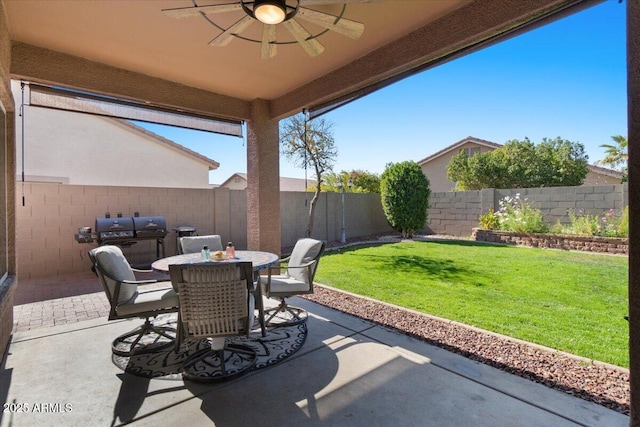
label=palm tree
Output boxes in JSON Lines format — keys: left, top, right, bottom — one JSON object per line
{"left": 597, "top": 135, "right": 627, "bottom": 182}
{"left": 598, "top": 135, "right": 628, "bottom": 170}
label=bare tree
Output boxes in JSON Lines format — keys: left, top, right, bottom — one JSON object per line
{"left": 281, "top": 114, "right": 337, "bottom": 237}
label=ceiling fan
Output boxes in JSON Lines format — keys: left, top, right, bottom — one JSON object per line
{"left": 162, "top": 0, "right": 368, "bottom": 58}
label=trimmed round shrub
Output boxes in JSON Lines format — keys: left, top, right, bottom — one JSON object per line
{"left": 380, "top": 161, "right": 431, "bottom": 238}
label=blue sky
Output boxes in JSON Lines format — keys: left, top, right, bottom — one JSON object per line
{"left": 138, "top": 0, "right": 627, "bottom": 185}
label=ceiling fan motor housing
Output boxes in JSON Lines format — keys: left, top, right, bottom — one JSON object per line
{"left": 244, "top": 0, "right": 299, "bottom": 24}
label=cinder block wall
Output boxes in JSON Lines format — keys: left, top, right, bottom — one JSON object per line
{"left": 20, "top": 181, "right": 624, "bottom": 278}
{"left": 426, "top": 184, "right": 628, "bottom": 237}
{"left": 425, "top": 190, "right": 484, "bottom": 236}
{"left": 16, "top": 183, "right": 223, "bottom": 278}
{"left": 279, "top": 191, "right": 392, "bottom": 245}
{"left": 16, "top": 183, "right": 393, "bottom": 279}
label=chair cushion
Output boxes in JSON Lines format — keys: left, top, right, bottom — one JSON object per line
{"left": 260, "top": 275, "right": 311, "bottom": 296}
{"left": 287, "top": 238, "right": 323, "bottom": 282}
{"left": 93, "top": 245, "right": 137, "bottom": 304}
{"left": 116, "top": 285, "right": 179, "bottom": 316}
{"left": 180, "top": 235, "right": 223, "bottom": 254}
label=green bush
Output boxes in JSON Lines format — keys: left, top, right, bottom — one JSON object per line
{"left": 380, "top": 161, "right": 431, "bottom": 238}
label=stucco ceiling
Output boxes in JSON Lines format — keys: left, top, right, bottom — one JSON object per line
{"left": 3, "top": 0, "right": 598, "bottom": 120}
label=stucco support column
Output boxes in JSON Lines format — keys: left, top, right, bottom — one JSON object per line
{"left": 246, "top": 99, "right": 281, "bottom": 255}
{"left": 629, "top": 0, "right": 640, "bottom": 423}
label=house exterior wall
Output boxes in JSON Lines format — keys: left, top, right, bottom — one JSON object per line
{"left": 583, "top": 170, "right": 623, "bottom": 186}
{"left": 220, "top": 174, "right": 316, "bottom": 191}
{"left": 420, "top": 142, "right": 495, "bottom": 192}
{"left": 13, "top": 83, "right": 214, "bottom": 188}
{"left": 221, "top": 176, "right": 247, "bottom": 190}
{"left": 16, "top": 183, "right": 393, "bottom": 279}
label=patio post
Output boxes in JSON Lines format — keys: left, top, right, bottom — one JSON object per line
{"left": 246, "top": 98, "right": 281, "bottom": 256}
{"left": 628, "top": 0, "right": 640, "bottom": 424}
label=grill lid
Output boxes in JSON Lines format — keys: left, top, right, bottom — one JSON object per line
{"left": 133, "top": 216, "right": 168, "bottom": 238}
{"left": 95, "top": 217, "right": 135, "bottom": 241}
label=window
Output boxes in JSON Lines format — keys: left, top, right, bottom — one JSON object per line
{"left": 462, "top": 146, "right": 481, "bottom": 157}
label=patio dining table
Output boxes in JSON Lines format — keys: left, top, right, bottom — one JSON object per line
{"left": 151, "top": 250, "right": 279, "bottom": 273}
{"left": 151, "top": 250, "right": 280, "bottom": 336}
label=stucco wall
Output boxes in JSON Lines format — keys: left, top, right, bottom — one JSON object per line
{"left": 420, "top": 142, "right": 496, "bottom": 193}
{"left": 426, "top": 184, "right": 628, "bottom": 237}
{"left": 221, "top": 177, "right": 247, "bottom": 190}
{"left": 219, "top": 174, "right": 253, "bottom": 190}
{"left": 421, "top": 152, "right": 454, "bottom": 193}
{"left": 583, "top": 170, "right": 623, "bottom": 186}
{"left": 16, "top": 183, "right": 393, "bottom": 279}
{"left": 12, "top": 82, "right": 214, "bottom": 188}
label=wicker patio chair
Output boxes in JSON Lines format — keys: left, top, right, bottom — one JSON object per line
{"left": 169, "top": 262, "right": 257, "bottom": 382}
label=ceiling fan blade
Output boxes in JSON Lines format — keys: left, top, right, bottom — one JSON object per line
{"left": 261, "top": 24, "right": 277, "bottom": 59}
{"left": 162, "top": 3, "right": 242, "bottom": 19}
{"left": 209, "top": 15, "right": 254, "bottom": 47}
{"left": 300, "top": 0, "right": 380, "bottom": 5}
{"left": 296, "top": 7, "right": 364, "bottom": 39}
{"left": 282, "top": 19, "right": 325, "bottom": 57}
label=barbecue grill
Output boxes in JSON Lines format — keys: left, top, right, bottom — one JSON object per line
{"left": 76, "top": 215, "right": 168, "bottom": 259}
{"left": 95, "top": 217, "right": 135, "bottom": 242}
{"left": 132, "top": 216, "right": 167, "bottom": 240}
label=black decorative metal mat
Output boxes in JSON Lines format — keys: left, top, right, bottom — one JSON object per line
{"left": 112, "top": 318, "right": 307, "bottom": 380}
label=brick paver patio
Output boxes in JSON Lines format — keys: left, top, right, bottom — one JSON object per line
{"left": 12, "top": 271, "right": 170, "bottom": 332}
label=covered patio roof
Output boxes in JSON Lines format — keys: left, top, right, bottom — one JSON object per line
{"left": 3, "top": 0, "right": 600, "bottom": 121}
{"left": 0, "top": 0, "right": 609, "bottom": 256}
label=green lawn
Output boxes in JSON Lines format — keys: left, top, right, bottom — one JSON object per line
{"left": 314, "top": 240, "right": 629, "bottom": 367}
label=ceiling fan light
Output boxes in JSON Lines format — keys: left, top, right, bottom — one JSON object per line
{"left": 254, "top": 0, "right": 286, "bottom": 25}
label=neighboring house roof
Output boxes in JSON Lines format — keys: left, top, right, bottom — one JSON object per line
{"left": 417, "top": 136, "right": 502, "bottom": 166}
{"left": 586, "top": 163, "right": 625, "bottom": 179}
{"left": 220, "top": 173, "right": 316, "bottom": 191}
{"left": 217, "top": 173, "right": 243, "bottom": 188}
{"left": 417, "top": 136, "right": 624, "bottom": 179}
{"left": 116, "top": 119, "right": 220, "bottom": 170}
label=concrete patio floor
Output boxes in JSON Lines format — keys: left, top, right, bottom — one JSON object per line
{"left": 0, "top": 282, "right": 630, "bottom": 427}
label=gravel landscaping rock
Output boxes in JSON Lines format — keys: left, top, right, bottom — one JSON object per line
{"left": 302, "top": 235, "right": 630, "bottom": 415}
